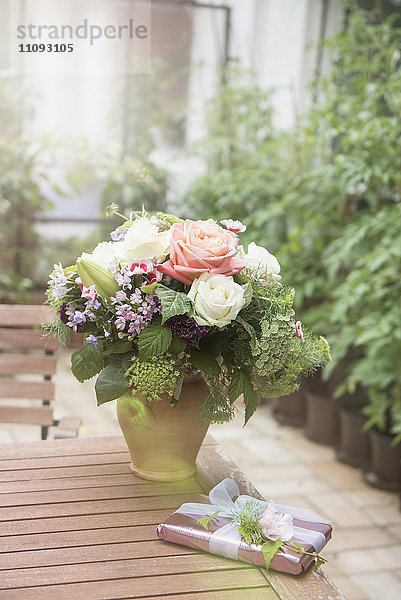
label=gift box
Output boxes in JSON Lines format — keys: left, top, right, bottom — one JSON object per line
{"left": 156, "top": 478, "right": 332, "bottom": 575}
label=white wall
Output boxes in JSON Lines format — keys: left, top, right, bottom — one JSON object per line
{"left": 2, "top": 0, "right": 343, "bottom": 223}
{"left": 185, "top": 0, "right": 343, "bottom": 135}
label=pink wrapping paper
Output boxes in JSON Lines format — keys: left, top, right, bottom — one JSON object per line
{"left": 156, "top": 495, "right": 332, "bottom": 575}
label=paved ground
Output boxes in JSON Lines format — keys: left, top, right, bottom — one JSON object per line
{"left": 1, "top": 349, "right": 401, "bottom": 600}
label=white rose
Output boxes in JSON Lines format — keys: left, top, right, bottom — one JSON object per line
{"left": 188, "top": 273, "right": 245, "bottom": 328}
{"left": 240, "top": 242, "right": 281, "bottom": 279}
{"left": 121, "top": 217, "right": 170, "bottom": 261}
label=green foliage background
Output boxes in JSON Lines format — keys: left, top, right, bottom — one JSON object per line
{"left": 184, "top": 7, "right": 401, "bottom": 438}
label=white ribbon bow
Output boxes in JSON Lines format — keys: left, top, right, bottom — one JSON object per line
{"left": 175, "top": 478, "right": 330, "bottom": 560}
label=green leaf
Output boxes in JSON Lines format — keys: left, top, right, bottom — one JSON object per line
{"left": 95, "top": 363, "right": 131, "bottom": 406}
{"left": 228, "top": 370, "right": 259, "bottom": 424}
{"left": 291, "top": 541, "right": 305, "bottom": 553}
{"left": 198, "top": 511, "right": 220, "bottom": 530}
{"left": 141, "top": 282, "right": 159, "bottom": 294}
{"left": 155, "top": 285, "right": 192, "bottom": 324}
{"left": 169, "top": 334, "right": 186, "bottom": 354}
{"left": 242, "top": 283, "right": 253, "bottom": 307}
{"left": 191, "top": 348, "right": 221, "bottom": 376}
{"left": 236, "top": 315, "right": 257, "bottom": 349}
{"left": 122, "top": 352, "right": 135, "bottom": 373}
{"left": 103, "top": 340, "right": 132, "bottom": 355}
{"left": 137, "top": 321, "right": 172, "bottom": 359}
{"left": 261, "top": 539, "right": 283, "bottom": 570}
{"left": 314, "top": 556, "right": 326, "bottom": 572}
{"left": 71, "top": 344, "right": 104, "bottom": 383}
{"left": 199, "top": 330, "right": 229, "bottom": 357}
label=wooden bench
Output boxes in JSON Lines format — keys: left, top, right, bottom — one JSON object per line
{"left": 0, "top": 304, "right": 80, "bottom": 439}
{"left": 0, "top": 434, "right": 345, "bottom": 599}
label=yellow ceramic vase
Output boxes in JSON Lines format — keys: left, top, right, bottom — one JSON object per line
{"left": 116, "top": 376, "right": 209, "bottom": 482}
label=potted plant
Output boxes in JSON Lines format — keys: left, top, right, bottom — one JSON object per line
{"left": 336, "top": 387, "right": 371, "bottom": 469}
{"left": 272, "top": 387, "right": 306, "bottom": 428}
{"left": 361, "top": 392, "right": 401, "bottom": 490}
{"left": 303, "top": 370, "right": 340, "bottom": 446}
{"left": 45, "top": 207, "right": 330, "bottom": 481}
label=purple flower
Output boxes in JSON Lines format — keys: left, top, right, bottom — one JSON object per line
{"left": 86, "top": 334, "right": 98, "bottom": 347}
{"left": 85, "top": 298, "right": 101, "bottom": 310}
{"left": 165, "top": 315, "right": 209, "bottom": 344}
{"left": 73, "top": 311, "right": 86, "bottom": 324}
{"left": 58, "top": 303, "right": 68, "bottom": 324}
{"left": 110, "top": 228, "right": 127, "bottom": 241}
{"left": 115, "top": 290, "right": 127, "bottom": 302}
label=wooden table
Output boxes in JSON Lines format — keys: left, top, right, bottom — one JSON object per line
{"left": 0, "top": 435, "right": 345, "bottom": 600}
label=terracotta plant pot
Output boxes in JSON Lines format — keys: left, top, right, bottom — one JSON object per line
{"left": 272, "top": 389, "right": 306, "bottom": 427}
{"left": 117, "top": 376, "right": 209, "bottom": 482}
{"left": 305, "top": 391, "right": 339, "bottom": 446}
{"left": 363, "top": 429, "right": 401, "bottom": 491}
{"left": 336, "top": 407, "right": 371, "bottom": 469}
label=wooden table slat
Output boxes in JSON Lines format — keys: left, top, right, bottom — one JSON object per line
{"left": 0, "top": 553, "right": 255, "bottom": 589}
{"left": 0, "top": 434, "right": 217, "bottom": 459}
{"left": 0, "top": 524, "right": 160, "bottom": 551}
{"left": 0, "top": 479, "right": 202, "bottom": 506}
{"left": 0, "top": 462, "right": 133, "bottom": 481}
{"left": 0, "top": 509, "right": 173, "bottom": 536}
{"left": 0, "top": 569, "right": 269, "bottom": 599}
{"left": 0, "top": 434, "right": 345, "bottom": 600}
{"left": 127, "top": 591, "right": 279, "bottom": 600}
{"left": 0, "top": 540, "right": 200, "bottom": 570}
{"left": 0, "top": 492, "right": 202, "bottom": 521}
{"left": 0, "top": 472, "right": 150, "bottom": 493}
{"left": 0, "top": 450, "right": 132, "bottom": 471}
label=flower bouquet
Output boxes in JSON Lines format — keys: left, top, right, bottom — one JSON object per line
{"left": 45, "top": 206, "right": 330, "bottom": 480}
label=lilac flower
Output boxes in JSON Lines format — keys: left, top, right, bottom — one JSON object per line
{"left": 109, "top": 262, "right": 133, "bottom": 289}
{"left": 165, "top": 316, "right": 209, "bottom": 344}
{"left": 73, "top": 311, "right": 86, "bottom": 324}
{"left": 86, "top": 334, "right": 98, "bottom": 347}
{"left": 115, "top": 290, "right": 127, "bottom": 302}
{"left": 115, "top": 316, "right": 127, "bottom": 330}
{"left": 110, "top": 228, "right": 127, "bottom": 242}
{"left": 111, "top": 291, "right": 161, "bottom": 338}
{"left": 48, "top": 262, "right": 68, "bottom": 301}
{"left": 65, "top": 303, "right": 83, "bottom": 332}
{"left": 85, "top": 298, "right": 101, "bottom": 310}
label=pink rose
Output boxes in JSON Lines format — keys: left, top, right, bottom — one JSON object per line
{"left": 158, "top": 219, "right": 246, "bottom": 285}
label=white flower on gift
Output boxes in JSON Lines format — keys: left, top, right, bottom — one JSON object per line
{"left": 259, "top": 503, "right": 294, "bottom": 542}
{"left": 188, "top": 273, "right": 245, "bottom": 328}
{"left": 120, "top": 217, "right": 170, "bottom": 261}
{"left": 239, "top": 242, "right": 281, "bottom": 280}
